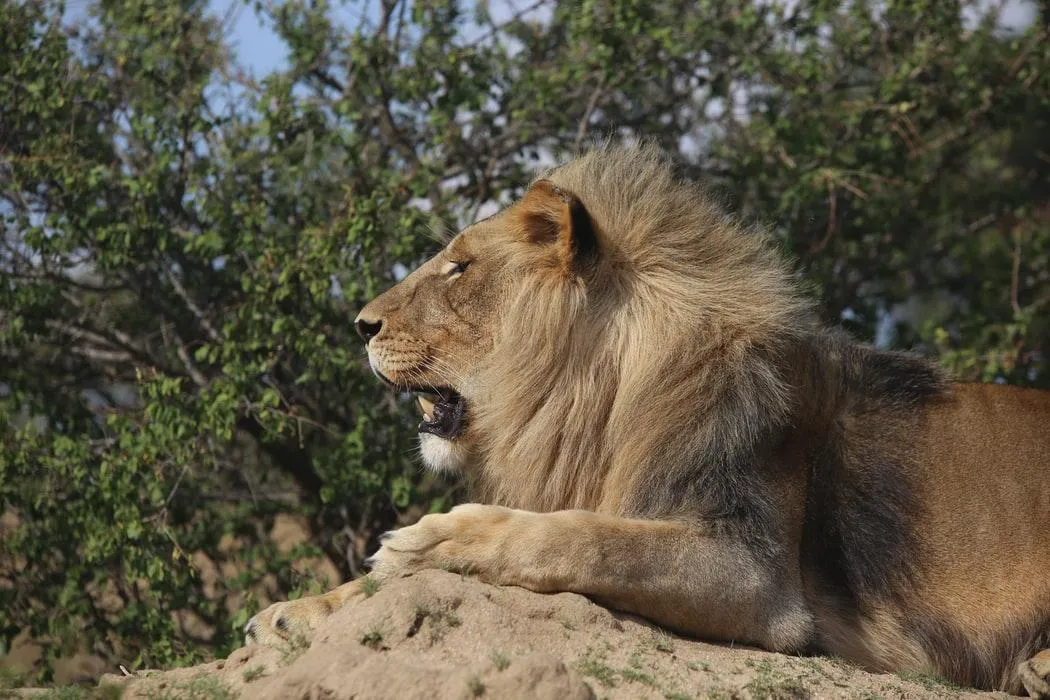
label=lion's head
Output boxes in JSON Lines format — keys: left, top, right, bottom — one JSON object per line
{"left": 357, "top": 144, "right": 813, "bottom": 508}
{"left": 355, "top": 172, "right": 596, "bottom": 472}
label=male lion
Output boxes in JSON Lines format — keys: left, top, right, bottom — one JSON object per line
{"left": 245, "top": 145, "right": 1050, "bottom": 696}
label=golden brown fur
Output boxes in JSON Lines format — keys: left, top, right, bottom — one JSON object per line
{"left": 245, "top": 145, "right": 1050, "bottom": 696}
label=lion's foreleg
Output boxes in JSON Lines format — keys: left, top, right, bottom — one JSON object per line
{"left": 368, "top": 504, "right": 814, "bottom": 652}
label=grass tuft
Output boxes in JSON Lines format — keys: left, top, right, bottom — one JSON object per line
{"left": 360, "top": 575, "right": 380, "bottom": 598}
{"left": 576, "top": 649, "right": 618, "bottom": 687}
{"left": 143, "top": 675, "right": 235, "bottom": 700}
{"left": 653, "top": 634, "right": 675, "bottom": 654}
{"left": 744, "top": 659, "right": 810, "bottom": 700}
{"left": 620, "top": 666, "right": 656, "bottom": 686}
{"left": 490, "top": 651, "right": 510, "bottom": 671}
{"left": 360, "top": 629, "right": 384, "bottom": 649}
{"left": 896, "top": 669, "right": 962, "bottom": 694}
{"left": 278, "top": 633, "right": 310, "bottom": 666}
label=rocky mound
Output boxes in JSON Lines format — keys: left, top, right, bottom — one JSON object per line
{"left": 99, "top": 570, "right": 999, "bottom": 699}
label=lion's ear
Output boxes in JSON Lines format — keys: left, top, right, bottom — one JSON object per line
{"left": 517, "top": 180, "right": 598, "bottom": 272}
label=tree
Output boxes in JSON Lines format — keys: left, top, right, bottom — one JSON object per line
{"left": 1, "top": 0, "right": 1047, "bottom": 681}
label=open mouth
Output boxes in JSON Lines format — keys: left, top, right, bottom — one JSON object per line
{"left": 415, "top": 389, "right": 466, "bottom": 440}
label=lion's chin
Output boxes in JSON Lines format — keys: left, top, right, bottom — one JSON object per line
{"left": 418, "top": 432, "right": 470, "bottom": 474}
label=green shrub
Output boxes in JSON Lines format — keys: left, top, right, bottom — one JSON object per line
{"left": 1, "top": 0, "right": 1046, "bottom": 683}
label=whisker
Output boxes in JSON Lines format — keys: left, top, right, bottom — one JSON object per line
{"left": 425, "top": 356, "right": 463, "bottom": 385}
{"left": 425, "top": 350, "right": 469, "bottom": 387}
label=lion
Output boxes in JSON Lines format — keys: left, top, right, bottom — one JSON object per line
{"left": 244, "top": 144, "right": 1050, "bottom": 696}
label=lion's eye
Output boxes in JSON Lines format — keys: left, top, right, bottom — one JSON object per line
{"left": 448, "top": 261, "right": 469, "bottom": 276}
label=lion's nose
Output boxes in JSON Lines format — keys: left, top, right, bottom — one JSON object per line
{"left": 355, "top": 317, "right": 383, "bottom": 344}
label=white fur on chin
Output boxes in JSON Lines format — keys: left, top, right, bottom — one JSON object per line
{"left": 418, "top": 432, "right": 468, "bottom": 474}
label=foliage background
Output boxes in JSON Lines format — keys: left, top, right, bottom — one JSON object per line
{"left": 1, "top": 0, "right": 1048, "bottom": 683}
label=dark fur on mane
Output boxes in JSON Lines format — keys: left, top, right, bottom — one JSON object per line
{"left": 802, "top": 331, "right": 947, "bottom": 602}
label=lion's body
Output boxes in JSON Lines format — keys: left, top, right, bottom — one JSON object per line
{"left": 795, "top": 349, "right": 1050, "bottom": 690}
{"left": 247, "top": 145, "right": 1050, "bottom": 695}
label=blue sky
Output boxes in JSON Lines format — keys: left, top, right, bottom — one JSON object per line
{"left": 69, "top": 0, "right": 1038, "bottom": 79}
{"left": 214, "top": 0, "right": 287, "bottom": 76}
{"left": 63, "top": 0, "right": 290, "bottom": 74}
{"left": 211, "top": 0, "right": 561, "bottom": 77}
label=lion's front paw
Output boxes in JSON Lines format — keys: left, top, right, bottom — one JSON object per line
{"left": 1020, "top": 650, "right": 1050, "bottom": 699}
{"left": 243, "top": 595, "right": 334, "bottom": 648}
{"left": 366, "top": 504, "right": 519, "bottom": 582}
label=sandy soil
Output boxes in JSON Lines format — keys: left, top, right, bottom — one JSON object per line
{"left": 93, "top": 570, "right": 1011, "bottom": 700}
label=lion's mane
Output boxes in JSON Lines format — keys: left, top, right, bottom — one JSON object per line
{"left": 469, "top": 144, "right": 817, "bottom": 521}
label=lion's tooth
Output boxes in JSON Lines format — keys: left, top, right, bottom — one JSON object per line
{"left": 418, "top": 395, "right": 436, "bottom": 418}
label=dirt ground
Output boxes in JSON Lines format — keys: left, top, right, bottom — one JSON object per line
{"left": 36, "top": 569, "right": 1007, "bottom": 700}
